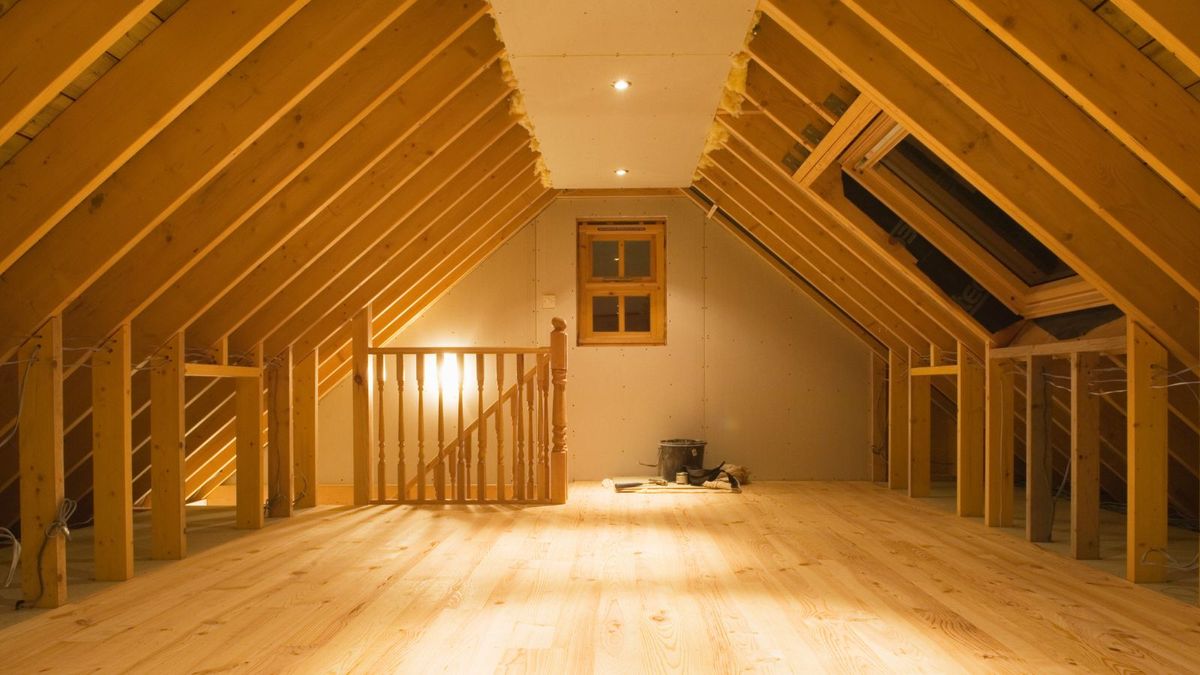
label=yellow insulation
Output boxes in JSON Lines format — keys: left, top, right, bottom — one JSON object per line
{"left": 694, "top": 11, "right": 761, "bottom": 183}
{"left": 492, "top": 13, "right": 552, "bottom": 187}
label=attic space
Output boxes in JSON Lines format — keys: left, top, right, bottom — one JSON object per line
{"left": 1, "top": 0, "right": 1199, "bottom": 671}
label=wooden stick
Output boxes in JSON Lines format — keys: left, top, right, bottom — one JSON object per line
{"left": 375, "top": 353, "right": 386, "bottom": 503}
{"left": 416, "top": 354, "right": 426, "bottom": 502}
{"left": 350, "top": 308, "right": 371, "bottom": 506}
{"left": 396, "top": 354, "right": 405, "bottom": 502}
{"left": 435, "top": 352, "right": 446, "bottom": 501}
{"left": 514, "top": 353, "right": 525, "bottom": 500}
{"left": 476, "top": 353, "right": 486, "bottom": 502}
{"left": 526, "top": 362, "right": 535, "bottom": 498}
{"left": 495, "top": 353, "right": 506, "bottom": 501}
{"left": 550, "top": 318, "right": 568, "bottom": 504}
{"left": 456, "top": 352, "right": 466, "bottom": 501}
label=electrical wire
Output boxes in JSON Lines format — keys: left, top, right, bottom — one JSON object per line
{"left": 14, "top": 498, "right": 76, "bottom": 610}
{"left": 0, "top": 344, "right": 41, "bottom": 450}
{"left": 0, "top": 527, "right": 20, "bottom": 588}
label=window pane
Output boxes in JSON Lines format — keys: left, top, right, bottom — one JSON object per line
{"left": 591, "top": 240, "right": 619, "bottom": 278}
{"left": 624, "top": 295, "right": 651, "bottom": 332}
{"left": 624, "top": 240, "right": 651, "bottom": 278}
{"left": 592, "top": 296, "right": 619, "bottom": 332}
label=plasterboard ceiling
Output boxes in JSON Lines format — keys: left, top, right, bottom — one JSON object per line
{"left": 490, "top": 0, "right": 757, "bottom": 188}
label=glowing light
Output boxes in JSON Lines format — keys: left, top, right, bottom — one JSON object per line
{"left": 612, "top": 79, "right": 631, "bottom": 91}
{"left": 614, "top": 168, "right": 628, "bottom": 177}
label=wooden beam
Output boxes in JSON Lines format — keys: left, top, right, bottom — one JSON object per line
{"left": 235, "top": 344, "right": 265, "bottom": 530}
{"left": 18, "top": 316, "right": 66, "bottom": 607}
{"left": 1070, "top": 352, "right": 1101, "bottom": 560}
{"left": 1125, "top": 322, "right": 1168, "bottom": 582}
{"left": 746, "top": 14, "right": 859, "bottom": 125}
{"left": 293, "top": 350, "right": 318, "bottom": 508}
{"left": 1025, "top": 355, "right": 1053, "bottom": 542}
{"left": 150, "top": 332, "right": 186, "bottom": 559}
{"left": 267, "top": 346, "right": 294, "bottom": 518}
{"left": 0, "top": 0, "right": 308, "bottom": 275}
{"left": 763, "top": 0, "right": 1200, "bottom": 366}
{"left": 957, "top": 342, "right": 985, "bottom": 517}
{"left": 843, "top": 0, "right": 1200, "bottom": 299}
{"left": 988, "top": 336, "right": 1126, "bottom": 360}
{"left": 870, "top": 354, "right": 888, "bottom": 482}
{"left": 0, "top": 0, "right": 422, "bottom": 365}
{"left": 954, "top": 0, "right": 1200, "bottom": 212}
{"left": 911, "top": 365, "right": 959, "bottom": 377}
{"left": 984, "top": 347, "right": 1015, "bottom": 527}
{"left": 0, "top": 0, "right": 156, "bottom": 144}
{"left": 183, "top": 364, "right": 261, "bottom": 379}
{"left": 908, "top": 348, "right": 932, "bottom": 498}
{"left": 888, "top": 350, "right": 910, "bottom": 490}
{"left": 92, "top": 323, "right": 133, "bottom": 581}
{"left": 1110, "top": 0, "right": 1200, "bottom": 75}
{"left": 351, "top": 308, "right": 373, "bottom": 506}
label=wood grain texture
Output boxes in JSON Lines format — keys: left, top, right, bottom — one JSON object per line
{"left": 0, "top": 483, "right": 1197, "bottom": 672}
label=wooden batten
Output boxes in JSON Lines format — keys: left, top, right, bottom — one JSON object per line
{"left": 17, "top": 316, "right": 67, "bottom": 608}
{"left": 1125, "top": 322, "right": 1168, "bottom": 583}
{"left": 92, "top": 323, "right": 134, "bottom": 581}
{"left": 292, "top": 350, "right": 318, "bottom": 508}
{"left": 150, "top": 332, "right": 186, "bottom": 559}
{"left": 351, "top": 308, "right": 373, "bottom": 506}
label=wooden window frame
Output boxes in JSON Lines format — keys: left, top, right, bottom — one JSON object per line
{"left": 577, "top": 219, "right": 667, "bottom": 346}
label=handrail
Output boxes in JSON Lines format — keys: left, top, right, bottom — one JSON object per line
{"left": 367, "top": 346, "right": 548, "bottom": 355}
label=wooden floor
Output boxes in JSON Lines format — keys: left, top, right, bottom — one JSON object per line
{"left": 2, "top": 482, "right": 1199, "bottom": 673}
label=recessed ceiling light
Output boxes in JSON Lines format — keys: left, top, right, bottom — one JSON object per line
{"left": 612, "top": 79, "right": 631, "bottom": 91}
{"left": 614, "top": 168, "right": 629, "bottom": 177}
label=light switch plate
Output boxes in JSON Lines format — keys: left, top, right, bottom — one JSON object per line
{"left": 541, "top": 294, "right": 557, "bottom": 309}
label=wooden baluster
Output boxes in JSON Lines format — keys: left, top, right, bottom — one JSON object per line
{"left": 476, "top": 353, "right": 486, "bottom": 502}
{"left": 526, "top": 365, "right": 536, "bottom": 498}
{"left": 396, "top": 354, "right": 406, "bottom": 502}
{"left": 550, "top": 318, "right": 568, "bottom": 504}
{"left": 435, "top": 352, "right": 446, "bottom": 501}
{"left": 416, "top": 354, "right": 426, "bottom": 501}
{"left": 375, "top": 354, "right": 386, "bottom": 502}
{"left": 514, "top": 353, "right": 525, "bottom": 500}
{"left": 456, "top": 352, "right": 467, "bottom": 501}
{"left": 495, "top": 354, "right": 506, "bottom": 501}
{"left": 538, "top": 353, "right": 550, "bottom": 501}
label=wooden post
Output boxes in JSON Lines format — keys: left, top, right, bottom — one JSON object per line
{"left": 1026, "top": 355, "right": 1053, "bottom": 542}
{"left": 1070, "top": 352, "right": 1100, "bottom": 560}
{"left": 984, "top": 349, "right": 1014, "bottom": 527}
{"left": 18, "top": 315, "right": 66, "bottom": 607}
{"left": 435, "top": 352, "right": 446, "bottom": 501}
{"left": 1126, "top": 322, "right": 1168, "bottom": 582}
{"left": 416, "top": 354, "right": 426, "bottom": 501}
{"left": 526, "top": 369, "right": 536, "bottom": 498}
{"left": 538, "top": 354, "right": 550, "bottom": 500}
{"left": 456, "top": 352, "right": 467, "bottom": 501}
{"left": 887, "top": 350, "right": 909, "bottom": 490}
{"left": 268, "top": 346, "right": 293, "bottom": 518}
{"left": 514, "top": 353, "right": 525, "bottom": 500}
{"left": 292, "top": 349, "right": 318, "bottom": 508}
{"left": 396, "top": 354, "right": 406, "bottom": 502}
{"left": 495, "top": 353, "right": 506, "bottom": 501}
{"left": 476, "top": 353, "right": 486, "bottom": 502}
{"left": 93, "top": 323, "right": 133, "bottom": 581}
{"left": 549, "top": 318, "right": 568, "bottom": 504}
{"left": 957, "top": 343, "right": 985, "bottom": 517}
{"left": 869, "top": 355, "right": 887, "bottom": 483}
{"left": 150, "top": 331, "right": 186, "bottom": 559}
{"left": 375, "top": 353, "right": 386, "bottom": 502}
{"left": 351, "top": 308, "right": 372, "bottom": 506}
{"left": 235, "top": 343, "right": 265, "bottom": 530}
{"left": 908, "top": 348, "right": 931, "bottom": 498}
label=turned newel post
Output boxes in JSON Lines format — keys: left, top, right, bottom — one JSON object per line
{"left": 549, "top": 318, "right": 568, "bottom": 504}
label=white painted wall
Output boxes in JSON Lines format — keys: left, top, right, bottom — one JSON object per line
{"left": 318, "top": 195, "right": 871, "bottom": 483}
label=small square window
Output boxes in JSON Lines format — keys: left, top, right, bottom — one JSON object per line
{"left": 577, "top": 221, "right": 665, "bottom": 345}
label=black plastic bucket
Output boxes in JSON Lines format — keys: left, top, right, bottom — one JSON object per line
{"left": 657, "top": 439, "right": 706, "bottom": 481}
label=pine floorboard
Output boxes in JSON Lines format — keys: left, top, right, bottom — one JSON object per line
{"left": 1, "top": 482, "right": 1198, "bottom": 673}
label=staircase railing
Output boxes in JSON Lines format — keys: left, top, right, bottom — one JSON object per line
{"left": 357, "top": 318, "right": 568, "bottom": 504}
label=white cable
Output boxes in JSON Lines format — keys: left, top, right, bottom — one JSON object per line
{"left": 0, "top": 527, "right": 19, "bottom": 587}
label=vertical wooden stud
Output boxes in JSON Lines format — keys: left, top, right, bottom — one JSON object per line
{"left": 292, "top": 349, "right": 318, "bottom": 508}
{"left": 150, "top": 331, "right": 186, "bottom": 559}
{"left": 18, "top": 315, "right": 67, "bottom": 607}
{"left": 869, "top": 355, "right": 888, "bottom": 483}
{"left": 1070, "top": 352, "right": 1101, "bottom": 560}
{"left": 1126, "top": 322, "right": 1168, "bottom": 582}
{"left": 351, "top": 308, "right": 372, "bottom": 506}
{"left": 985, "top": 350, "right": 1015, "bottom": 527}
{"left": 550, "top": 318, "right": 568, "bottom": 504}
{"left": 887, "top": 350, "right": 909, "bottom": 490}
{"left": 235, "top": 343, "right": 265, "bottom": 529}
{"left": 93, "top": 323, "right": 133, "bottom": 581}
{"left": 1026, "top": 355, "right": 1053, "bottom": 542}
{"left": 908, "top": 348, "right": 931, "bottom": 498}
{"left": 268, "top": 346, "right": 293, "bottom": 517}
{"left": 957, "top": 343, "right": 985, "bottom": 517}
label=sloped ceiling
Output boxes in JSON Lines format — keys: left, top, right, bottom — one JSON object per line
{"left": 490, "top": 0, "right": 757, "bottom": 188}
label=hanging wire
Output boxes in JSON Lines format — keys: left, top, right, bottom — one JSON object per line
{"left": 14, "top": 498, "right": 76, "bottom": 610}
{"left": 0, "top": 345, "right": 41, "bottom": 449}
